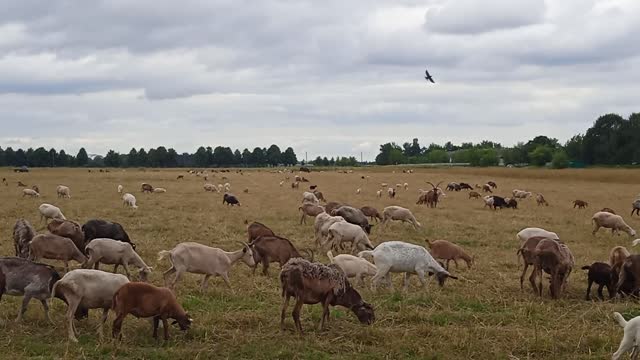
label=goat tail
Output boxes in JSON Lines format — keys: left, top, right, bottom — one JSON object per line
{"left": 326, "top": 250, "right": 335, "bottom": 264}
{"left": 581, "top": 265, "right": 591, "bottom": 270}
{"left": 50, "top": 280, "right": 61, "bottom": 300}
{"left": 516, "top": 249, "right": 523, "bottom": 267}
{"left": 157, "top": 250, "right": 172, "bottom": 262}
{"left": 613, "top": 312, "right": 628, "bottom": 328}
{"left": 632, "top": 239, "right": 640, "bottom": 247}
{"left": 358, "top": 250, "right": 373, "bottom": 260}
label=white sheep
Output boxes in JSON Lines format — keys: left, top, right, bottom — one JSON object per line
{"left": 51, "top": 269, "right": 130, "bottom": 342}
{"left": 56, "top": 185, "right": 71, "bottom": 199}
{"left": 314, "top": 213, "right": 345, "bottom": 248}
{"left": 592, "top": 211, "right": 636, "bottom": 237}
{"left": 38, "top": 203, "right": 66, "bottom": 222}
{"left": 22, "top": 189, "right": 40, "bottom": 198}
{"left": 153, "top": 187, "right": 167, "bottom": 193}
{"left": 302, "top": 191, "right": 320, "bottom": 205}
{"left": 381, "top": 206, "right": 421, "bottom": 229}
{"left": 326, "top": 221, "right": 374, "bottom": 255}
{"left": 327, "top": 250, "right": 377, "bottom": 286}
{"left": 358, "top": 241, "right": 457, "bottom": 291}
{"left": 157, "top": 242, "right": 255, "bottom": 290}
{"left": 84, "top": 239, "right": 152, "bottom": 281}
{"left": 117, "top": 185, "right": 123, "bottom": 193}
{"left": 122, "top": 193, "right": 138, "bottom": 209}
{"left": 516, "top": 227, "right": 560, "bottom": 242}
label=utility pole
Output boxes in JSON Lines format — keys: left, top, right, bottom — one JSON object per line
{"left": 360, "top": 152, "right": 363, "bottom": 164}
{"left": 305, "top": 152, "right": 308, "bottom": 164}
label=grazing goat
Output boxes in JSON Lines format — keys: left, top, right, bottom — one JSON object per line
{"left": 122, "top": 193, "right": 138, "bottom": 209}
{"left": 141, "top": 183, "right": 153, "bottom": 193}
{"left": 327, "top": 221, "right": 374, "bottom": 254}
{"left": 360, "top": 206, "right": 382, "bottom": 223}
{"left": 581, "top": 262, "right": 617, "bottom": 300}
{"left": 359, "top": 241, "right": 457, "bottom": 291}
{"left": 487, "top": 181, "right": 497, "bottom": 189}
{"left": 302, "top": 191, "right": 320, "bottom": 205}
{"left": 592, "top": 211, "right": 636, "bottom": 237}
{"left": 83, "top": 219, "right": 135, "bottom": 250}
{"left": 248, "top": 235, "right": 313, "bottom": 275}
{"left": 29, "top": 234, "right": 87, "bottom": 272}
{"left": 425, "top": 239, "right": 473, "bottom": 270}
{"left": 331, "top": 206, "right": 372, "bottom": 234}
{"left": 616, "top": 255, "right": 640, "bottom": 297}
{"left": 517, "top": 236, "right": 549, "bottom": 289}
{"left": 279, "top": 258, "right": 374, "bottom": 334}
{"left": 85, "top": 239, "right": 152, "bottom": 281}
{"left": 327, "top": 250, "right": 377, "bottom": 286}
{"left": 299, "top": 203, "right": 325, "bottom": 224}
{"left": 530, "top": 239, "right": 574, "bottom": 299}
{"left": 22, "top": 188, "right": 40, "bottom": 198}
{"left": 158, "top": 242, "right": 254, "bottom": 290}
{"left": 535, "top": 193, "right": 548, "bottom": 206}
{"left": 468, "top": 191, "right": 481, "bottom": 199}
{"left": 0, "top": 257, "right": 62, "bottom": 322}
{"left": 112, "top": 282, "right": 192, "bottom": 341}
{"left": 247, "top": 221, "right": 275, "bottom": 242}
{"left": 313, "top": 190, "right": 325, "bottom": 202}
{"left": 48, "top": 219, "right": 85, "bottom": 254}
{"left": 39, "top": 203, "right": 66, "bottom": 222}
{"left": 56, "top": 185, "right": 71, "bottom": 199}
{"left": 612, "top": 312, "right": 640, "bottom": 360}
{"left": 482, "top": 184, "right": 493, "bottom": 193}
{"left": 573, "top": 199, "right": 588, "bottom": 209}
{"left": 13, "top": 219, "right": 35, "bottom": 258}
{"left": 381, "top": 206, "right": 421, "bottom": 229}
{"left": 459, "top": 182, "right": 473, "bottom": 190}
{"left": 632, "top": 199, "right": 640, "bottom": 216}
{"left": 52, "top": 269, "right": 130, "bottom": 342}
{"left": 223, "top": 193, "right": 240, "bottom": 206}
{"left": 314, "top": 213, "right": 345, "bottom": 249}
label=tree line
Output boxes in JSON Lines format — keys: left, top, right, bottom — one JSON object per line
{"left": 375, "top": 112, "right": 640, "bottom": 168}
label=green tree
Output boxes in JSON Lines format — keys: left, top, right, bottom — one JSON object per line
{"left": 137, "top": 148, "right": 148, "bottom": 167}
{"left": 529, "top": 145, "right": 553, "bottom": 166}
{"left": 76, "top": 148, "right": 89, "bottom": 166}
{"left": 241, "top": 148, "right": 252, "bottom": 166}
{"left": 402, "top": 138, "right": 421, "bottom": 157}
{"left": 375, "top": 143, "right": 405, "bottom": 165}
{"left": 282, "top": 147, "right": 297, "bottom": 166}
{"left": 4, "top": 147, "right": 16, "bottom": 166}
{"left": 251, "top": 147, "right": 266, "bottom": 166}
{"left": 104, "top": 150, "right": 121, "bottom": 167}
{"left": 166, "top": 148, "right": 178, "bottom": 167}
{"left": 425, "top": 149, "right": 449, "bottom": 163}
{"left": 127, "top": 148, "right": 139, "bottom": 167}
{"left": 551, "top": 150, "right": 569, "bottom": 169}
{"left": 0, "top": 147, "right": 5, "bottom": 166}
{"left": 233, "top": 150, "right": 242, "bottom": 164}
{"left": 266, "top": 144, "right": 282, "bottom": 166}
{"left": 194, "top": 146, "right": 208, "bottom": 167}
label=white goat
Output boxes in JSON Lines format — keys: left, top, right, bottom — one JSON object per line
{"left": 517, "top": 227, "right": 560, "bottom": 242}
{"left": 153, "top": 187, "right": 167, "bottom": 193}
{"left": 612, "top": 312, "right": 640, "bottom": 360}
{"left": 381, "top": 206, "right": 421, "bottom": 229}
{"left": 57, "top": 185, "right": 71, "bottom": 199}
{"left": 39, "top": 203, "right": 66, "bottom": 222}
{"left": 314, "top": 213, "right": 345, "bottom": 249}
{"left": 358, "top": 241, "right": 457, "bottom": 291}
{"left": 22, "top": 189, "right": 40, "bottom": 198}
{"left": 327, "top": 250, "right": 377, "bottom": 286}
{"left": 52, "top": 269, "right": 129, "bottom": 342}
{"left": 592, "top": 211, "right": 637, "bottom": 237}
{"left": 84, "top": 238, "right": 152, "bottom": 281}
{"left": 158, "top": 242, "right": 255, "bottom": 290}
{"left": 302, "top": 191, "right": 320, "bottom": 205}
{"left": 326, "top": 221, "right": 374, "bottom": 255}
{"left": 122, "top": 193, "right": 138, "bottom": 209}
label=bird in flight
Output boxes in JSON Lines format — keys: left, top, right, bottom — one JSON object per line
{"left": 424, "top": 69, "right": 435, "bottom": 83}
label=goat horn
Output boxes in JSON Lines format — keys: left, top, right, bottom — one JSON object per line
{"left": 426, "top": 181, "right": 436, "bottom": 189}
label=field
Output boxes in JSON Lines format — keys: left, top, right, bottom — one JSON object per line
{"left": 1, "top": 167, "right": 640, "bottom": 359}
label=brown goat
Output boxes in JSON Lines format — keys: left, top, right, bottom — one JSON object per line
{"left": 249, "top": 235, "right": 313, "bottom": 275}
{"left": 324, "top": 202, "right": 343, "bottom": 215}
{"left": 600, "top": 207, "right": 616, "bottom": 215}
{"left": 313, "top": 190, "right": 326, "bottom": 202}
{"left": 141, "top": 183, "right": 153, "bottom": 193}
{"left": 487, "top": 181, "right": 497, "bottom": 189}
{"left": 247, "top": 222, "right": 275, "bottom": 242}
{"left": 530, "top": 239, "right": 574, "bottom": 299}
{"left": 112, "top": 282, "right": 192, "bottom": 341}
{"left": 360, "top": 206, "right": 382, "bottom": 223}
{"left": 425, "top": 239, "right": 473, "bottom": 270}
{"left": 48, "top": 219, "right": 85, "bottom": 254}
{"left": 29, "top": 234, "right": 87, "bottom": 272}
{"left": 573, "top": 199, "right": 588, "bottom": 209}
{"left": 517, "top": 236, "right": 549, "bottom": 290}
{"left": 610, "top": 246, "right": 630, "bottom": 271}
{"left": 615, "top": 255, "right": 640, "bottom": 297}
{"left": 279, "top": 258, "right": 374, "bottom": 334}
{"left": 482, "top": 184, "right": 493, "bottom": 193}
{"left": 536, "top": 193, "right": 549, "bottom": 206}
{"left": 299, "top": 203, "right": 325, "bottom": 225}
{"left": 468, "top": 191, "right": 481, "bottom": 199}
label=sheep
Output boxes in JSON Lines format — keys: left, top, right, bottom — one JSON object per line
{"left": 248, "top": 235, "right": 313, "bottom": 275}
{"left": 314, "top": 213, "right": 345, "bottom": 249}
{"left": 29, "top": 234, "right": 87, "bottom": 272}
{"left": 22, "top": 188, "right": 40, "bottom": 198}
{"left": 117, "top": 185, "right": 123, "bottom": 193}
{"left": 425, "top": 239, "right": 473, "bottom": 270}
{"left": 581, "top": 262, "right": 617, "bottom": 300}
{"left": 204, "top": 183, "right": 217, "bottom": 192}
{"left": 13, "top": 219, "right": 35, "bottom": 258}
{"left": 158, "top": 242, "right": 254, "bottom": 290}
{"left": 299, "top": 203, "right": 325, "bottom": 225}
{"left": 153, "top": 187, "right": 167, "bottom": 193}
{"left": 529, "top": 239, "right": 574, "bottom": 299}
{"left": 39, "top": 203, "right": 66, "bottom": 222}
{"left": 601, "top": 207, "right": 616, "bottom": 214}
{"left": 468, "top": 191, "right": 481, "bottom": 199}
{"left": 326, "top": 221, "right": 374, "bottom": 254}
{"left": 376, "top": 190, "right": 382, "bottom": 197}
{"left": 612, "top": 312, "right": 640, "bottom": 360}
{"left": 592, "top": 211, "right": 637, "bottom": 237}
{"left": 482, "top": 184, "right": 493, "bottom": 193}
{"left": 573, "top": 199, "right": 588, "bottom": 209}
{"left": 83, "top": 219, "right": 135, "bottom": 250}
{"left": 51, "top": 269, "right": 130, "bottom": 342}
{"left": 610, "top": 246, "right": 631, "bottom": 272}
{"left": 223, "top": 193, "right": 240, "bottom": 206}
{"left": 112, "top": 282, "right": 192, "bottom": 341}
{"left": 141, "top": 183, "right": 153, "bottom": 193}
{"left": 0, "top": 257, "right": 62, "bottom": 322}
{"left": 279, "top": 258, "right": 374, "bottom": 334}
{"left": 326, "top": 250, "right": 377, "bottom": 286}
{"left": 302, "top": 191, "right": 320, "bottom": 205}
{"left": 56, "top": 185, "right": 71, "bottom": 199}
{"left": 632, "top": 199, "right": 640, "bottom": 216}
{"left": 360, "top": 206, "right": 382, "bottom": 223}
{"left": 517, "top": 227, "right": 560, "bottom": 242}
{"left": 359, "top": 241, "right": 457, "bottom": 291}
{"left": 122, "top": 193, "right": 138, "bottom": 209}
{"left": 387, "top": 187, "right": 396, "bottom": 198}
{"left": 48, "top": 219, "right": 85, "bottom": 254}
{"left": 247, "top": 221, "right": 275, "bottom": 242}
{"left": 536, "top": 193, "right": 548, "bottom": 206}
{"left": 331, "top": 206, "right": 373, "bottom": 234}
{"left": 85, "top": 239, "right": 152, "bottom": 281}
{"left": 381, "top": 206, "right": 421, "bottom": 230}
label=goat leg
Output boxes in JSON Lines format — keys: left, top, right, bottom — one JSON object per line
{"left": 280, "top": 295, "right": 290, "bottom": 331}
{"left": 293, "top": 298, "right": 304, "bottom": 334}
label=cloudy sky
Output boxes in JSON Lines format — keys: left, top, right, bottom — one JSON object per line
{"left": 1, "top": 0, "right": 639, "bottom": 160}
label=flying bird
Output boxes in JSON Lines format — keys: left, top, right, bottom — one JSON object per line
{"left": 424, "top": 69, "right": 435, "bottom": 83}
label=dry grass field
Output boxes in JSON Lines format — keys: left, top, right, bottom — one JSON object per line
{"left": 1, "top": 166, "right": 640, "bottom": 359}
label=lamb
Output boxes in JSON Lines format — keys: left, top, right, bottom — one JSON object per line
{"left": 48, "top": 219, "right": 85, "bottom": 254}
{"left": 85, "top": 239, "right": 152, "bottom": 281}
{"left": 29, "top": 234, "right": 87, "bottom": 272}
{"left": 279, "top": 258, "right": 374, "bottom": 334}
{"left": 299, "top": 203, "right": 325, "bottom": 224}
{"left": 517, "top": 227, "right": 560, "bottom": 242}
{"left": 331, "top": 206, "right": 373, "bottom": 234}
{"left": 529, "top": 239, "right": 574, "bottom": 299}
{"left": 573, "top": 199, "right": 588, "bottom": 209}
{"left": 248, "top": 235, "right": 313, "bottom": 275}
{"left": 0, "top": 257, "right": 62, "bottom": 322}
{"left": 535, "top": 193, "right": 549, "bottom": 206}
{"left": 158, "top": 242, "right": 254, "bottom": 290}
{"left": 51, "top": 269, "right": 130, "bottom": 342}
{"left": 632, "top": 199, "right": 640, "bottom": 216}
{"left": 359, "top": 241, "right": 457, "bottom": 291}
{"left": 612, "top": 312, "right": 640, "bottom": 360}
{"left": 581, "top": 262, "right": 617, "bottom": 300}
{"left": 247, "top": 221, "right": 275, "bottom": 242}
{"left": 112, "top": 282, "right": 192, "bottom": 341}
{"left": 39, "top": 203, "right": 66, "bottom": 222}
{"left": 314, "top": 213, "right": 345, "bottom": 249}
{"left": 425, "top": 239, "right": 473, "bottom": 270}
{"left": 223, "top": 193, "right": 240, "bottom": 206}
{"left": 302, "top": 191, "right": 320, "bottom": 205}
{"left": 592, "top": 211, "right": 637, "bottom": 237}
{"left": 360, "top": 206, "right": 382, "bottom": 223}
{"left": 22, "top": 188, "right": 40, "bottom": 197}
{"left": 381, "top": 206, "right": 421, "bottom": 229}
{"left": 13, "top": 219, "right": 35, "bottom": 258}
{"left": 468, "top": 191, "right": 481, "bottom": 199}
{"left": 326, "top": 221, "right": 374, "bottom": 254}
{"left": 141, "top": 183, "right": 153, "bottom": 193}
{"left": 122, "top": 193, "right": 138, "bottom": 209}
{"left": 327, "top": 250, "right": 377, "bottom": 286}
{"left": 83, "top": 219, "right": 135, "bottom": 250}
{"left": 117, "top": 185, "right": 123, "bottom": 193}
{"left": 56, "top": 185, "right": 71, "bottom": 199}
{"left": 153, "top": 187, "right": 167, "bottom": 193}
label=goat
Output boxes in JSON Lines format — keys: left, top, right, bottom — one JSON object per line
{"left": 247, "top": 221, "right": 275, "bottom": 242}
{"left": 327, "top": 250, "right": 377, "bottom": 286}
{"left": 248, "top": 235, "right": 313, "bottom": 275}
{"left": 581, "top": 262, "right": 617, "bottom": 301}
{"left": 573, "top": 199, "right": 588, "bottom": 209}
{"left": 425, "top": 239, "right": 473, "bottom": 270}
{"left": 13, "top": 219, "right": 35, "bottom": 259}
{"left": 29, "top": 234, "right": 87, "bottom": 272}
{"left": 85, "top": 239, "right": 152, "bottom": 281}
{"left": 360, "top": 206, "right": 382, "bottom": 223}
{"left": 299, "top": 203, "right": 325, "bottom": 225}
{"left": 83, "top": 219, "right": 135, "bottom": 250}
{"left": 530, "top": 239, "right": 574, "bottom": 299}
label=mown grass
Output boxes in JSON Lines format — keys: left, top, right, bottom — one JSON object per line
{"left": 1, "top": 166, "right": 639, "bottom": 359}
